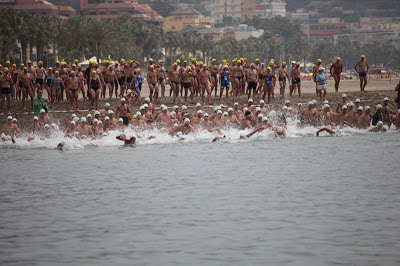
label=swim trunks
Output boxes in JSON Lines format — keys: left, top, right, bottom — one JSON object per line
{"left": 359, "top": 72, "right": 367, "bottom": 77}
{"left": 1, "top": 87, "right": 11, "bottom": 94}
{"left": 248, "top": 81, "right": 257, "bottom": 90}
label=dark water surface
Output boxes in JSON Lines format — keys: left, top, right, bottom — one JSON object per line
{"left": 1, "top": 133, "right": 400, "bottom": 265}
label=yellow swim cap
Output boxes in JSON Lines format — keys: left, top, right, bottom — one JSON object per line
{"left": 158, "top": 60, "right": 163, "bottom": 63}
{"left": 212, "top": 59, "right": 216, "bottom": 62}
{"left": 267, "top": 67, "right": 271, "bottom": 70}
{"left": 74, "top": 59, "right": 78, "bottom": 62}
{"left": 27, "top": 60, "right": 32, "bottom": 63}
{"left": 250, "top": 63, "right": 254, "bottom": 66}
{"left": 133, "top": 115, "right": 137, "bottom": 119}
{"left": 115, "top": 61, "right": 119, "bottom": 64}
{"left": 255, "top": 59, "right": 259, "bottom": 61}
{"left": 317, "top": 59, "right": 322, "bottom": 63}
{"left": 12, "top": 64, "right": 16, "bottom": 67}
{"left": 192, "top": 58, "right": 196, "bottom": 61}
{"left": 4, "top": 67, "right": 9, "bottom": 71}
{"left": 150, "top": 65, "right": 154, "bottom": 68}
{"left": 184, "top": 60, "right": 187, "bottom": 63}
{"left": 56, "top": 61, "right": 60, "bottom": 64}
{"left": 55, "top": 71, "right": 59, "bottom": 74}
{"left": 187, "top": 66, "right": 191, "bottom": 70}
{"left": 240, "top": 58, "right": 243, "bottom": 61}
{"left": 92, "top": 70, "right": 96, "bottom": 74}
{"left": 89, "top": 61, "right": 93, "bottom": 64}
{"left": 337, "top": 57, "right": 341, "bottom": 60}
{"left": 120, "top": 58, "right": 125, "bottom": 62}
{"left": 283, "top": 62, "right": 286, "bottom": 65}
{"left": 261, "top": 63, "right": 264, "bottom": 65}
{"left": 176, "top": 59, "right": 180, "bottom": 63}
{"left": 136, "top": 68, "right": 141, "bottom": 72}
{"left": 269, "top": 61, "right": 274, "bottom": 65}
{"left": 296, "top": 62, "right": 300, "bottom": 65}
{"left": 24, "top": 67, "right": 27, "bottom": 70}
{"left": 6, "top": 61, "right": 10, "bottom": 64}
{"left": 129, "top": 60, "right": 133, "bottom": 63}
{"left": 174, "top": 63, "right": 177, "bottom": 66}
{"left": 49, "top": 67, "right": 52, "bottom": 70}
{"left": 149, "top": 58, "right": 153, "bottom": 62}
{"left": 222, "top": 60, "right": 226, "bottom": 63}
{"left": 361, "top": 55, "right": 365, "bottom": 58}
{"left": 72, "top": 64, "right": 76, "bottom": 67}
{"left": 70, "top": 71, "right": 75, "bottom": 74}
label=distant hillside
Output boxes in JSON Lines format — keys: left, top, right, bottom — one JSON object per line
{"left": 285, "top": 0, "right": 400, "bottom": 18}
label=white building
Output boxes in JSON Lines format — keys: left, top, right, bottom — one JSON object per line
{"left": 254, "top": 0, "right": 286, "bottom": 18}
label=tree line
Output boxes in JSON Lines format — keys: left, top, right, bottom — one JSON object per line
{"left": 0, "top": 7, "right": 399, "bottom": 72}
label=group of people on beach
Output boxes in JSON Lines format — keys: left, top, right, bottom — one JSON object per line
{"left": 1, "top": 93, "right": 399, "bottom": 144}
{"left": 0, "top": 56, "right": 372, "bottom": 114}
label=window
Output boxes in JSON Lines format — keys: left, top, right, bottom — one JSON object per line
{"left": 100, "top": 11, "right": 106, "bottom": 15}
{"left": 90, "top": 11, "right": 96, "bottom": 15}
{"left": 171, "top": 26, "right": 175, "bottom": 30}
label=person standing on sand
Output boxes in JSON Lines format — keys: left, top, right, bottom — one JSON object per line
{"left": 330, "top": 57, "right": 343, "bottom": 93}
{"left": 312, "top": 59, "right": 323, "bottom": 96}
{"left": 395, "top": 80, "right": 400, "bottom": 109}
{"left": 354, "top": 55, "right": 370, "bottom": 92}
{"left": 291, "top": 62, "right": 301, "bottom": 98}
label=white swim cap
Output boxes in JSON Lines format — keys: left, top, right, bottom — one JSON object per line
{"left": 217, "top": 110, "right": 222, "bottom": 115}
{"left": 71, "top": 121, "right": 75, "bottom": 125}
{"left": 145, "top": 97, "right": 150, "bottom": 102}
{"left": 196, "top": 103, "right": 201, "bottom": 107}
{"left": 204, "top": 113, "right": 209, "bottom": 117}
{"left": 197, "top": 110, "right": 202, "bottom": 114}
{"left": 383, "top": 97, "right": 389, "bottom": 101}
{"left": 342, "top": 105, "right": 347, "bottom": 110}
{"left": 97, "top": 120, "right": 102, "bottom": 125}
{"left": 139, "top": 106, "right": 145, "bottom": 110}
{"left": 40, "top": 109, "right": 46, "bottom": 113}
{"left": 118, "top": 118, "right": 123, "bottom": 122}
{"left": 358, "top": 106, "right": 363, "bottom": 111}
{"left": 105, "top": 116, "right": 110, "bottom": 120}
{"left": 173, "top": 105, "right": 178, "bottom": 109}
{"left": 217, "top": 106, "right": 222, "bottom": 110}
{"left": 243, "top": 107, "right": 248, "bottom": 112}
{"left": 234, "top": 102, "right": 239, "bottom": 106}
{"left": 355, "top": 98, "right": 361, "bottom": 103}
{"left": 72, "top": 114, "right": 77, "bottom": 118}
{"left": 108, "top": 110, "right": 114, "bottom": 114}
{"left": 262, "top": 117, "right": 268, "bottom": 122}
{"left": 398, "top": 109, "right": 400, "bottom": 114}
{"left": 81, "top": 117, "right": 86, "bottom": 122}
{"left": 365, "top": 106, "right": 371, "bottom": 110}
{"left": 260, "top": 100, "right": 265, "bottom": 104}
{"left": 312, "top": 99, "right": 317, "bottom": 104}
{"left": 377, "top": 121, "right": 383, "bottom": 126}
{"left": 87, "top": 114, "right": 92, "bottom": 118}
{"left": 258, "top": 113, "right": 263, "bottom": 118}
{"left": 248, "top": 98, "right": 253, "bottom": 103}
{"left": 240, "top": 132, "right": 246, "bottom": 138}
{"left": 228, "top": 108, "right": 233, "bottom": 112}
{"left": 291, "top": 61, "right": 296, "bottom": 64}
{"left": 308, "top": 101, "right": 313, "bottom": 106}
{"left": 256, "top": 107, "right": 261, "bottom": 112}
{"left": 162, "top": 106, "right": 168, "bottom": 111}
{"left": 324, "top": 100, "right": 329, "bottom": 104}
{"left": 282, "top": 106, "right": 288, "bottom": 110}
{"left": 94, "top": 110, "right": 100, "bottom": 115}
{"left": 376, "top": 104, "right": 382, "bottom": 109}
{"left": 93, "top": 118, "right": 98, "bottom": 123}
{"left": 288, "top": 107, "right": 292, "bottom": 111}
{"left": 277, "top": 126, "right": 283, "bottom": 134}
{"left": 105, "top": 103, "right": 110, "bottom": 107}
{"left": 184, "top": 118, "right": 190, "bottom": 123}
{"left": 143, "top": 103, "right": 148, "bottom": 108}
{"left": 136, "top": 112, "right": 141, "bottom": 116}
{"left": 6, "top": 116, "right": 12, "bottom": 120}
{"left": 12, "top": 118, "right": 17, "bottom": 122}
{"left": 171, "top": 111, "right": 176, "bottom": 115}
{"left": 121, "top": 97, "right": 126, "bottom": 102}
{"left": 176, "top": 131, "right": 183, "bottom": 137}
{"left": 127, "top": 89, "right": 132, "bottom": 93}
{"left": 348, "top": 102, "right": 354, "bottom": 107}
{"left": 214, "top": 107, "right": 218, "bottom": 111}
{"left": 173, "top": 123, "right": 178, "bottom": 128}
{"left": 73, "top": 117, "right": 79, "bottom": 122}
{"left": 182, "top": 105, "right": 187, "bottom": 110}
{"left": 318, "top": 67, "right": 324, "bottom": 71}
{"left": 285, "top": 100, "right": 290, "bottom": 104}
{"left": 341, "top": 93, "right": 347, "bottom": 98}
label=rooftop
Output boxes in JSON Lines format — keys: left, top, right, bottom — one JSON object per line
{"left": 169, "top": 8, "right": 201, "bottom": 16}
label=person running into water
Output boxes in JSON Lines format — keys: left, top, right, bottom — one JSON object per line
{"left": 354, "top": 55, "right": 370, "bottom": 92}
{"left": 330, "top": 57, "right": 343, "bottom": 93}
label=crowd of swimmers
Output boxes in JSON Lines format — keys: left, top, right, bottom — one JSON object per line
{"left": 1, "top": 94, "right": 400, "bottom": 145}
{"left": 0, "top": 55, "right": 373, "bottom": 114}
